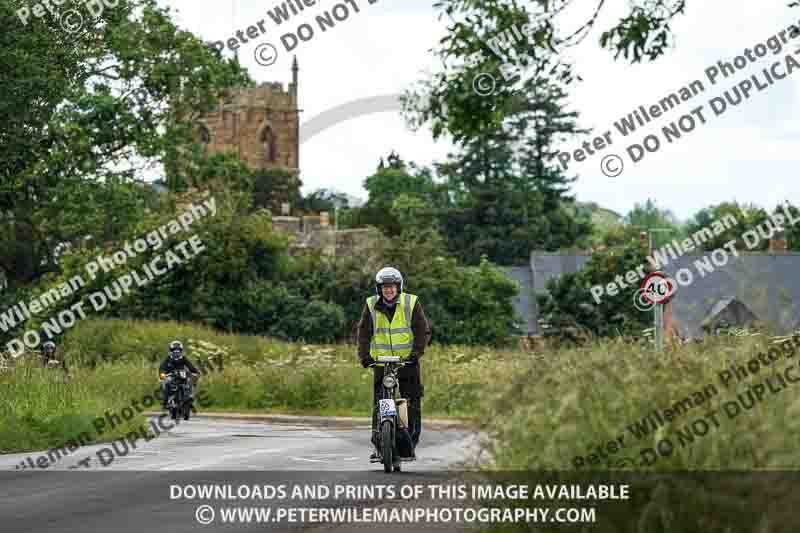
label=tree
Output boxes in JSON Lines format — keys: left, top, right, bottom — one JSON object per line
{"left": 363, "top": 153, "right": 447, "bottom": 211}
{"left": 385, "top": 150, "right": 405, "bottom": 170}
{"left": 0, "top": 0, "right": 251, "bottom": 287}
{"left": 354, "top": 155, "right": 449, "bottom": 236}
{"left": 251, "top": 168, "right": 301, "bottom": 213}
{"left": 432, "top": 59, "right": 592, "bottom": 265}
{"left": 404, "top": 0, "right": 692, "bottom": 142}
{"left": 438, "top": 187, "right": 548, "bottom": 265}
{"left": 625, "top": 198, "right": 681, "bottom": 229}
{"left": 620, "top": 198, "right": 688, "bottom": 246}
{"left": 776, "top": 202, "right": 800, "bottom": 251}
{"left": 537, "top": 239, "right": 651, "bottom": 341}
{"left": 509, "top": 60, "right": 590, "bottom": 208}
{"left": 295, "top": 189, "right": 351, "bottom": 216}
{"left": 375, "top": 200, "right": 521, "bottom": 345}
{"left": 686, "top": 202, "right": 769, "bottom": 251}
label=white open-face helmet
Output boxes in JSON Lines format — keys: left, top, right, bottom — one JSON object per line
{"left": 375, "top": 267, "right": 403, "bottom": 297}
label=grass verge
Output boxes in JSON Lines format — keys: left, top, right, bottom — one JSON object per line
{"left": 478, "top": 332, "right": 800, "bottom": 470}
{"left": 1, "top": 318, "right": 517, "bottom": 453}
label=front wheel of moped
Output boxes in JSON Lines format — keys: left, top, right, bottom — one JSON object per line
{"left": 381, "top": 421, "right": 393, "bottom": 473}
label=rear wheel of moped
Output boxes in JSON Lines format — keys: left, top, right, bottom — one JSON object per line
{"left": 381, "top": 421, "right": 393, "bottom": 473}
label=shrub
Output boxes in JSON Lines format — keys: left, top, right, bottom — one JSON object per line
{"left": 537, "top": 239, "right": 651, "bottom": 341}
{"left": 0, "top": 191, "right": 523, "bottom": 348}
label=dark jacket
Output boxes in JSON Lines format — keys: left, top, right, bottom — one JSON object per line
{"left": 159, "top": 355, "right": 199, "bottom": 376}
{"left": 40, "top": 348, "right": 68, "bottom": 374}
{"left": 357, "top": 295, "right": 431, "bottom": 396}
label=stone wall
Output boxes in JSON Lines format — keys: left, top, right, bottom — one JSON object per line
{"left": 272, "top": 216, "right": 302, "bottom": 234}
{"left": 275, "top": 218, "right": 379, "bottom": 258}
{"left": 334, "top": 228, "right": 379, "bottom": 257}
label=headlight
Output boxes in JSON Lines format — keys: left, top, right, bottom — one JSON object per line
{"left": 382, "top": 375, "right": 396, "bottom": 389}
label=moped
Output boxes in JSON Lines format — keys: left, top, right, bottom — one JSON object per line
{"left": 166, "top": 369, "right": 197, "bottom": 421}
{"left": 369, "top": 355, "right": 415, "bottom": 473}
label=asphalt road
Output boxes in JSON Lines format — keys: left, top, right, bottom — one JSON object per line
{"left": 0, "top": 416, "right": 485, "bottom": 533}
{"left": 0, "top": 415, "right": 480, "bottom": 471}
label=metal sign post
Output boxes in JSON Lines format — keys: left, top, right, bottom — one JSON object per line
{"left": 648, "top": 228, "right": 673, "bottom": 353}
{"left": 654, "top": 301, "right": 664, "bottom": 351}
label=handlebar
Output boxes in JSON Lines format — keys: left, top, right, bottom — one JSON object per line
{"left": 368, "top": 361, "right": 406, "bottom": 368}
{"left": 163, "top": 371, "right": 200, "bottom": 379}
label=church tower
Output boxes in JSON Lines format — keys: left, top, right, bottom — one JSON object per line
{"left": 191, "top": 59, "right": 301, "bottom": 208}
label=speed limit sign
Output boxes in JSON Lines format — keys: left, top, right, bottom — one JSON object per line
{"left": 640, "top": 272, "right": 674, "bottom": 304}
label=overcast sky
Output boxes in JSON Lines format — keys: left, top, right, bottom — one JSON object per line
{"left": 161, "top": 0, "right": 800, "bottom": 221}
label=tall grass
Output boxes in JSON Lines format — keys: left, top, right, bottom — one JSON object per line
{"left": 12, "top": 317, "right": 798, "bottom": 471}
{"left": 0, "top": 358, "right": 149, "bottom": 454}
{"left": 478, "top": 332, "right": 800, "bottom": 470}
{"left": 1, "top": 318, "right": 512, "bottom": 453}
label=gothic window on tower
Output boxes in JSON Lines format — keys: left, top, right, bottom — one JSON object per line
{"left": 259, "top": 125, "right": 278, "bottom": 164}
{"left": 195, "top": 124, "right": 211, "bottom": 150}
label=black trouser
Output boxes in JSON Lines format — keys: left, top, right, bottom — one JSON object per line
{"left": 161, "top": 377, "right": 192, "bottom": 406}
{"left": 370, "top": 366, "right": 423, "bottom": 449}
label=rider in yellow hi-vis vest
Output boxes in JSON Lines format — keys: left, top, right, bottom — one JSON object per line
{"left": 357, "top": 267, "right": 431, "bottom": 461}
{"left": 366, "top": 292, "right": 417, "bottom": 360}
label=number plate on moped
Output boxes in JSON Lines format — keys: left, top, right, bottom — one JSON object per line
{"left": 378, "top": 399, "right": 397, "bottom": 417}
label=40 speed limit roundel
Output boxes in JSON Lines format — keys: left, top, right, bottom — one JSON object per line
{"left": 640, "top": 272, "right": 674, "bottom": 305}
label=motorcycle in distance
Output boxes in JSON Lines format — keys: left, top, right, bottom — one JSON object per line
{"left": 165, "top": 369, "right": 198, "bottom": 421}
{"left": 369, "top": 355, "right": 415, "bottom": 473}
